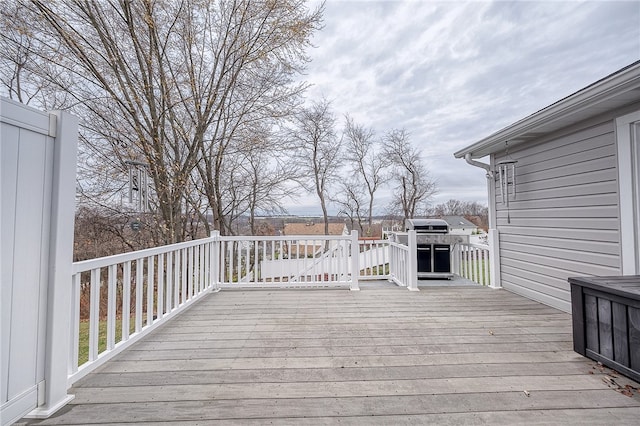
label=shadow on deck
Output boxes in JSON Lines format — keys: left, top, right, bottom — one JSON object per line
{"left": 18, "top": 284, "right": 640, "bottom": 425}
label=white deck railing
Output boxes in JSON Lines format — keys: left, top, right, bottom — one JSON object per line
{"left": 387, "top": 231, "right": 419, "bottom": 290}
{"left": 214, "top": 231, "right": 359, "bottom": 290}
{"left": 452, "top": 242, "right": 491, "bottom": 286}
{"left": 68, "top": 236, "right": 216, "bottom": 385}
{"left": 67, "top": 230, "right": 488, "bottom": 385}
{"left": 357, "top": 239, "right": 390, "bottom": 280}
{"left": 67, "top": 232, "right": 362, "bottom": 383}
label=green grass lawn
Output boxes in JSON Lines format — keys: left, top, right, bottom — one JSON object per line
{"left": 460, "top": 259, "right": 490, "bottom": 284}
{"left": 361, "top": 264, "right": 390, "bottom": 276}
{"left": 78, "top": 317, "right": 137, "bottom": 366}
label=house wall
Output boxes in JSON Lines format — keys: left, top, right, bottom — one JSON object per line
{"left": 492, "top": 116, "right": 623, "bottom": 313}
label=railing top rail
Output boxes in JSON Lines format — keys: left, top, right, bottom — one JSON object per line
{"left": 218, "top": 234, "right": 353, "bottom": 242}
{"left": 357, "top": 239, "right": 388, "bottom": 244}
{"left": 458, "top": 242, "right": 490, "bottom": 249}
{"left": 72, "top": 233, "right": 361, "bottom": 274}
{"left": 72, "top": 236, "right": 216, "bottom": 274}
{"left": 388, "top": 240, "right": 410, "bottom": 250}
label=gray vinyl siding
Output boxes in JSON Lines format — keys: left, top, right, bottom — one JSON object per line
{"left": 493, "top": 120, "right": 620, "bottom": 312}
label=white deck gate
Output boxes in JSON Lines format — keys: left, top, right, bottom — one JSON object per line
{"left": 215, "top": 232, "right": 360, "bottom": 290}
{"left": 1, "top": 98, "right": 78, "bottom": 425}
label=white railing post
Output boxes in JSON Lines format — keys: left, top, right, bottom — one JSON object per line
{"left": 211, "top": 231, "right": 221, "bottom": 292}
{"left": 407, "top": 230, "right": 419, "bottom": 291}
{"left": 122, "top": 261, "right": 131, "bottom": 339}
{"left": 68, "top": 274, "right": 80, "bottom": 376}
{"left": 27, "top": 110, "right": 77, "bottom": 418}
{"left": 488, "top": 229, "right": 501, "bottom": 289}
{"left": 107, "top": 265, "right": 117, "bottom": 350}
{"left": 157, "top": 254, "right": 164, "bottom": 319}
{"left": 88, "top": 269, "right": 100, "bottom": 362}
{"left": 350, "top": 230, "right": 360, "bottom": 291}
{"left": 452, "top": 244, "right": 459, "bottom": 276}
{"left": 483, "top": 248, "right": 490, "bottom": 286}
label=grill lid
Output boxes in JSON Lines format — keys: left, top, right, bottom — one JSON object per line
{"left": 405, "top": 218, "right": 449, "bottom": 233}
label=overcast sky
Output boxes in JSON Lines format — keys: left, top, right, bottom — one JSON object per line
{"left": 287, "top": 0, "right": 640, "bottom": 216}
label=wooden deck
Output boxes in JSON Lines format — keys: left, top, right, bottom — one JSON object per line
{"left": 19, "top": 282, "right": 640, "bottom": 425}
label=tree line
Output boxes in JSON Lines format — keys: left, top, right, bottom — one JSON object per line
{"left": 1, "top": 0, "right": 472, "bottom": 250}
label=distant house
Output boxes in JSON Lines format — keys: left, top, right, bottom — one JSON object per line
{"left": 282, "top": 222, "right": 348, "bottom": 258}
{"left": 283, "top": 222, "right": 348, "bottom": 236}
{"left": 348, "top": 223, "right": 384, "bottom": 240}
{"left": 439, "top": 216, "right": 478, "bottom": 236}
{"left": 455, "top": 61, "right": 640, "bottom": 313}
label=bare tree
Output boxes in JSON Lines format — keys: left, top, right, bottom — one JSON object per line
{"left": 0, "top": 1, "right": 68, "bottom": 108}
{"left": 383, "top": 129, "right": 436, "bottom": 219}
{"left": 290, "top": 99, "right": 341, "bottom": 235}
{"left": 187, "top": 0, "right": 322, "bottom": 235}
{"left": 332, "top": 178, "right": 366, "bottom": 230}
{"left": 433, "top": 199, "right": 488, "bottom": 217}
{"left": 464, "top": 201, "right": 489, "bottom": 217}
{"left": 433, "top": 199, "right": 465, "bottom": 216}
{"left": 433, "top": 199, "right": 489, "bottom": 230}
{"left": 201, "top": 126, "right": 299, "bottom": 236}
{"left": 240, "top": 135, "right": 299, "bottom": 235}
{"left": 17, "top": 0, "right": 207, "bottom": 242}
{"left": 342, "top": 114, "right": 388, "bottom": 225}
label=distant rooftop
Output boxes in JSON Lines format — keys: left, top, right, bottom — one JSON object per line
{"left": 439, "top": 215, "right": 477, "bottom": 228}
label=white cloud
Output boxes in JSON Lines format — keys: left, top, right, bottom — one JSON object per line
{"left": 295, "top": 0, "right": 640, "bottom": 214}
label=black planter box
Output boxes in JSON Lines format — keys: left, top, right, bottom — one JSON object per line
{"left": 569, "top": 275, "right": 640, "bottom": 383}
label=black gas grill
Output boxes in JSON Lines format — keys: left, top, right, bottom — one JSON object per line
{"left": 405, "top": 218, "right": 453, "bottom": 279}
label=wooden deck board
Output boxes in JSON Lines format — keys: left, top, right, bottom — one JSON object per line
{"left": 74, "top": 408, "right": 640, "bottom": 426}
{"left": 21, "top": 392, "right": 640, "bottom": 424}
{"left": 18, "top": 285, "right": 640, "bottom": 425}
{"left": 130, "top": 333, "right": 574, "bottom": 350}
{"left": 74, "top": 361, "right": 593, "bottom": 388}
{"left": 69, "top": 375, "right": 615, "bottom": 403}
